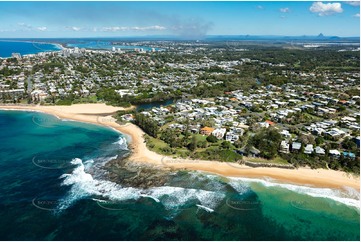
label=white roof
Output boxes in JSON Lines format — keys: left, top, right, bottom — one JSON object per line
{"left": 315, "top": 146, "right": 325, "bottom": 154}
{"left": 329, "top": 149, "right": 341, "bottom": 155}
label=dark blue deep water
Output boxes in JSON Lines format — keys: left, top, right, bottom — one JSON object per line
{"left": 0, "top": 41, "right": 61, "bottom": 58}
{"left": 0, "top": 110, "right": 359, "bottom": 240}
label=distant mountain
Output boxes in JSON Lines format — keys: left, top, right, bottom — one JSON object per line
{"left": 203, "top": 35, "right": 359, "bottom": 42}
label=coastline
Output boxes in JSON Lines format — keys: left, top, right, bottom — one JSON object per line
{"left": 0, "top": 40, "right": 62, "bottom": 58}
{"left": 0, "top": 103, "right": 359, "bottom": 191}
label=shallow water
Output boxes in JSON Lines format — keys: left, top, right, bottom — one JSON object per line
{"left": 0, "top": 110, "right": 359, "bottom": 240}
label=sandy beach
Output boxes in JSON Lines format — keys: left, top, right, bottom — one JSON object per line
{"left": 0, "top": 103, "right": 359, "bottom": 190}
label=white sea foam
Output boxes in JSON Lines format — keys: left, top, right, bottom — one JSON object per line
{"left": 230, "top": 177, "right": 360, "bottom": 209}
{"left": 186, "top": 171, "right": 228, "bottom": 191}
{"left": 93, "top": 155, "right": 118, "bottom": 168}
{"left": 140, "top": 194, "right": 160, "bottom": 203}
{"left": 60, "top": 118, "right": 73, "bottom": 122}
{"left": 58, "top": 158, "right": 360, "bottom": 213}
{"left": 196, "top": 204, "right": 214, "bottom": 213}
{"left": 228, "top": 180, "right": 251, "bottom": 194}
{"left": 57, "top": 158, "right": 141, "bottom": 210}
{"left": 58, "top": 158, "right": 225, "bottom": 211}
{"left": 114, "top": 136, "right": 128, "bottom": 150}
{"left": 147, "top": 186, "right": 225, "bottom": 210}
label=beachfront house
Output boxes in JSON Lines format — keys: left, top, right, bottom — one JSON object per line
{"left": 279, "top": 140, "right": 290, "bottom": 153}
{"left": 291, "top": 142, "right": 302, "bottom": 153}
{"left": 315, "top": 146, "right": 325, "bottom": 155}
{"left": 304, "top": 144, "right": 314, "bottom": 154}
{"left": 329, "top": 149, "right": 341, "bottom": 157}
{"left": 237, "top": 146, "right": 261, "bottom": 157}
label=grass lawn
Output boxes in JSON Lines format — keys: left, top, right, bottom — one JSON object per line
{"left": 146, "top": 135, "right": 191, "bottom": 157}
{"left": 146, "top": 136, "right": 169, "bottom": 153}
{"left": 160, "top": 121, "right": 176, "bottom": 130}
{"left": 73, "top": 95, "right": 98, "bottom": 103}
{"left": 303, "top": 113, "right": 322, "bottom": 122}
{"left": 245, "top": 156, "right": 290, "bottom": 165}
{"left": 194, "top": 134, "right": 207, "bottom": 142}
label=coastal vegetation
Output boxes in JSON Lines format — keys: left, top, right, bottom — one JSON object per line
{"left": 1, "top": 40, "right": 359, "bottom": 174}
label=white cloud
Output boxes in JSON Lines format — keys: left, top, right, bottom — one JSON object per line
{"left": 310, "top": 2, "right": 343, "bottom": 16}
{"left": 17, "top": 23, "right": 33, "bottom": 30}
{"left": 65, "top": 26, "right": 82, "bottom": 31}
{"left": 353, "top": 13, "right": 360, "bottom": 17}
{"left": 17, "top": 23, "right": 47, "bottom": 32}
{"left": 280, "top": 8, "right": 290, "bottom": 13}
{"left": 37, "top": 27, "right": 47, "bottom": 31}
{"left": 101, "top": 25, "right": 166, "bottom": 32}
{"left": 71, "top": 26, "right": 81, "bottom": 31}
{"left": 257, "top": 5, "right": 264, "bottom": 10}
{"left": 345, "top": 1, "right": 360, "bottom": 7}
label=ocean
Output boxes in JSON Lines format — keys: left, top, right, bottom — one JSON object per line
{"left": 0, "top": 110, "right": 359, "bottom": 240}
{"left": 0, "top": 41, "right": 61, "bottom": 58}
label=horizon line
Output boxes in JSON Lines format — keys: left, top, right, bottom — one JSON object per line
{"left": 0, "top": 34, "right": 360, "bottom": 39}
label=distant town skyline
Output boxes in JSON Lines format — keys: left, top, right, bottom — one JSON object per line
{"left": 0, "top": 1, "right": 359, "bottom": 38}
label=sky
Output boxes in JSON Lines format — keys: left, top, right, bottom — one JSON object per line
{"left": 0, "top": 1, "right": 359, "bottom": 38}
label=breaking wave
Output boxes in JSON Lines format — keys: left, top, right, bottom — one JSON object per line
{"left": 57, "top": 158, "right": 225, "bottom": 212}
{"left": 230, "top": 177, "right": 360, "bottom": 209}
{"left": 57, "top": 156, "right": 359, "bottom": 214}
{"left": 114, "top": 136, "right": 128, "bottom": 150}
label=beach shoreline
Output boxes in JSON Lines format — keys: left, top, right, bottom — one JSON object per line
{"left": 0, "top": 40, "right": 63, "bottom": 58}
{"left": 0, "top": 103, "right": 359, "bottom": 190}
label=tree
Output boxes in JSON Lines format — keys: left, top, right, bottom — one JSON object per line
{"left": 134, "top": 113, "right": 159, "bottom": 138}
{"left": 315, "top": 136, "right": 324, "bottom": 145}
{"left": 221, "top": 141, "right": 232, "bottom": 149}
{"left": 206, "top": 134, "right": 218, "bottom": 143}
{"left": 249, "top": 128, "right": 282, "bottom": 159}
{"left": 299, "top": 134, "right": 315, "bottom": 145}
{"left": 188, "top": 135, "right": 197, "bottom": 151}
{"left": 341, "top": 138, "right": 357, "bottom": 151}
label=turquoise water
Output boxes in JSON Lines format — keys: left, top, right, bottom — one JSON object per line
{"left": 136, "top": 99, "right": 175, "bottom": 111}
{"left": 0, "top": 110, "right": 359, "bottom": 240}
{"left": 0, "top": 41, "right": 61, "bottom": 58}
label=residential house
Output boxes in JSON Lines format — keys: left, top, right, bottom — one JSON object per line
{"left": 238, "top": 146, "right": 261, "bottom": 157}
{"left": 200, "top": 127, "right": 215, "bottom": 136}
{"left": 280, "top": 130, "right": 291, "bottom": 138}
{"left": 279, "top": 140, "right": 290, "bottom": 153}
{"left": 212, "top": 128, "right": 227, "bottom": 139}
{"left": 225, "top": 132, "right": 239, "bottom": 143}
{"left": 292, "top": 142, "right": 302, "bottom": 152}
{"left": 315, "top": 146, "right": 325, "bottom": 155}
{"left": 304, "top": 144, "right": 314, "bottom": 154}
{"left": 329, "top": 149, "right": 341, "bottom": 157}
{"left": 265, "top": 120, "right": 275, "bottom": 126}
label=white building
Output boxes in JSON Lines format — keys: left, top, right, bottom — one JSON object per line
{"left": 315, "top": 146, "right": 325, "bottom": 155}
{"left": 225, "top": 132, "right": 239, "bottom": 143}
{"left": 304, "top": 144, "right": 314, "bottom": 154}
{"left": 212, "top": 128, "right": 227, "bottom": 140}
{"left": 329, "top": 149, "right": 341, "bottom": 157}
{"left": 280, "top": 141, "right": 290, "bottom": 153}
